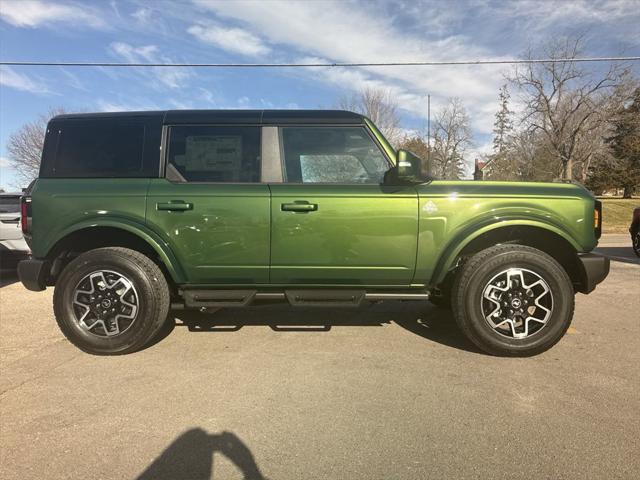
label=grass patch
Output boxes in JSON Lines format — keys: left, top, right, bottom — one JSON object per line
{"left": 598, "top": 198, "right": 638, "bottom": 234}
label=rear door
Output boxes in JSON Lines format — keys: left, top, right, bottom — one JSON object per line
{"left": 146, "top": 124, "right": 271, "bottom": 285}
{"left": 270, "top": 125, "right": 419, "bottom": 286}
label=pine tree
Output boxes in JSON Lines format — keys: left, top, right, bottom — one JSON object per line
{"left": 607, "top": 88, "right": 640, "bottom": 197}
{"left": 486, "top": 85, "right": 518, "bottom": 180}
{"left": 493, "top": 85, "right": 513, "bottom": 154}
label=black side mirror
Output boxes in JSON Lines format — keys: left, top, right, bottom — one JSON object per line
{"left": 384, "top": 149, "right": 425, "bottom": 184}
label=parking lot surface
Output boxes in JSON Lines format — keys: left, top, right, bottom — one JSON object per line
{"left": 1, "top": 236, "right": 638, "bottom": 479}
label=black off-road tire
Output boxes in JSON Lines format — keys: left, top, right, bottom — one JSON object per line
{"left": 451, "top": 244, "right": 575, "bottom": 357}
{"left": 53, "top": 247, "right": 170, "bottom": 355}
{"left": 633, "top": 231, "right": 640, "bottom": 258}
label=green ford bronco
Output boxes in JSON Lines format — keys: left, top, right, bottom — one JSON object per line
{"left": 18, "top": 110, "right": 609, "bottom": 356}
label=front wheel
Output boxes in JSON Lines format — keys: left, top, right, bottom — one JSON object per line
{"left": 452, "top": 245, "right": 574, "bottom": 356}
{"left": 53, "top": 247, "right": 170, "bottom": 355}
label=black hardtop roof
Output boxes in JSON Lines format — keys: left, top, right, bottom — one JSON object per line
{"left": 51, "top": 109, "right": 366, "bottom": 125}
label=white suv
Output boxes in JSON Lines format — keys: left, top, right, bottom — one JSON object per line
{"left": 0, "top": 193, "right": 29, "bottom": 257}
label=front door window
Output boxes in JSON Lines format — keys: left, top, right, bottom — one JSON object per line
{"left": 281, "top": 127, "right": 390, "bottom": 184}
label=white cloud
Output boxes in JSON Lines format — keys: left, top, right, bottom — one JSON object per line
{"left": 188, "top": 24, "right": 270, "bottom": 57}
{"left": 193, "top": 0, "right": 507, "bottom": 134}
{"left": 131, "top": 8, "right": 152, "bottom": 23}
{"left": 496, "top": 0, "right": 634, "bottom": 27}
{"left": 0, "top": 0, "right": 105, "bottom": 29}
{"left": 109, "top": 42, "right": 192, "bottom": 89}
{"left": 0, "top": 156, "right": 11, "bottom": 168}
{"left": 110, "top": 43, "right": 159, "bottom": 63}
{"left": 96, "top": 99, "right": 159, "bottom": 112}
{"left": 198, "top": 87, "right": 217, "bottom": 105}
{"left": 0, "top": 66, "right": 50, "bottom": 94}
{"left": 468, "top": 140, "right": 495, "bottom": 162}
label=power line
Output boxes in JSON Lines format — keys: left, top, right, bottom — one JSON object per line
{"left": 1, "top": 57, "right": 639, "bottom": 68}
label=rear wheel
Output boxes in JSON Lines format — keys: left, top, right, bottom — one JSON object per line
{"left": 452, "top": 244, "right": 574, "bottom": 356}
{"left": 53, "top": 247, "right": 170, "bottom": 355}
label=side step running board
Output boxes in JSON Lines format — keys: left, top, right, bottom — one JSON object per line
{"left": 179, "top": 289, "right": 430, "bottom": 309}
{"left": 285, "top": 289, "right": 365, "bottom": 307}
{"left": 183, "top": 289, "right": 257, "bottom": 308}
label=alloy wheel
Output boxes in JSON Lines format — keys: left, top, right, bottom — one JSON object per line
{"left": 72, "top": 270, "right": 139, "bottom": 337}
{"left": 481, "top": 267, "right": 553, "bottom": 339}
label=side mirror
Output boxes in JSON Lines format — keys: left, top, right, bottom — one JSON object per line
{"left": 393, "top": 149, "right": 424, "bottom": 183}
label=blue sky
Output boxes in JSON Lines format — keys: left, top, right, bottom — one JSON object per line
{"left": 1, "top": 0, "right": 639, "bottom": 189}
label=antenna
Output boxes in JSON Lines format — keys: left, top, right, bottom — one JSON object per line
{"left": 427, "top": 94, "right": 431, "bottom": 171}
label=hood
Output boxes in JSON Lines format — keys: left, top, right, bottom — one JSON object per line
{"left": 416, "top": 180, "right": 594, "bottom": 200}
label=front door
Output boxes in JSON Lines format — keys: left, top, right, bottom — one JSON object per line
{"left": 146, "top": 125, "right": 270, "bottom": 285}
{"left": 270, "top": 126, "right": 419, "bottom": 286}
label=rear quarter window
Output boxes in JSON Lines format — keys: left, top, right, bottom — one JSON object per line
{"left": 40, "top": 117, "right": 161, "bottom": 178}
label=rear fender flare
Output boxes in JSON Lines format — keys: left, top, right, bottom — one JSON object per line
{"left": 46, "top": 218, "right": 186, "bottom": 283}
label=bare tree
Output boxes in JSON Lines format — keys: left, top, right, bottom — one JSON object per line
{"left": 431, "top": 98, "right": 472, "bottom": 179}
{"left": 509, "top": 36, "right": 625, "bottom": 180}
{"left": 338, "top": 87, "right": 401, "bottom": 145}
{"left": 6, "top": 107, "right": 68, "bottom": 187}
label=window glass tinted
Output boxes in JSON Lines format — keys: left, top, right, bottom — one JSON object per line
{"left": 168, "top": 126, "right": 261, "bottom": 182}
{"left": 53, "top": 121, "right": 145, "bottom": 177}
{"left": 0, "top": 196, "right": 21, "bottom": 213}
{"left": 282, "top": 127, "right": 389, "bottom": 184}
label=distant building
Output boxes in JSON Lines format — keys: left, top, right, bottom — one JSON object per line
{"left": 473, "top": 158, "right": 494, "bottom": 180}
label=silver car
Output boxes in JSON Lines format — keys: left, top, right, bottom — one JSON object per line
{"left": 0, "top": 193, "right": 29, "bottom": 256}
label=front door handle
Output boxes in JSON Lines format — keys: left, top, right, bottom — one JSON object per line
{"left": 157, "top": 201, "right": 193, "bottom": 211}
{"left": 281, "top": 202, "right": 318, "bottom": 212}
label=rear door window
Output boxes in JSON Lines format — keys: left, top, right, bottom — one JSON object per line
{"left": 167, "top": 126, "right": 261, "bottom": 182}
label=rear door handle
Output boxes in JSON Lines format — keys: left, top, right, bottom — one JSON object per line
{"left": 156, "top": 201, "right": 193, "bottom": 211}
{"left": 281, "top": 202, "right": 318, "bottom": 212}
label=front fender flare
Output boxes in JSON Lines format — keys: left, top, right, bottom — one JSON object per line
{"left": 431, "top": 219, "right": 582, "bottom": 286}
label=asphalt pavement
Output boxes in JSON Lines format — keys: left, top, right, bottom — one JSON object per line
{"left": 0, "top": 235, "right": 638, "bottom": 479}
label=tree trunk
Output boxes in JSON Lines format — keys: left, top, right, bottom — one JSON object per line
{"left": 623, "top": 185, "right": 633, "bottom": 199}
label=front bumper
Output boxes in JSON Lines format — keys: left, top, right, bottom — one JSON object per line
{"left": 17, "top": 259, "right": 50, "bottom": 292}
{"left": 576, "top": 253, "right": 610, "bottom": 294}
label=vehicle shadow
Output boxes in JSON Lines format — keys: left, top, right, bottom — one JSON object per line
{"left": 0, "top": 270, "right": 19, "bottom": 287}
{"left": 136, "top": 429, "right": 266, "bottom": 480}
{"left": 595, "top": 246, "right": 640, "bottom": 265}
{"left": 169, "top": 301, "right": 481, "bottom": 354}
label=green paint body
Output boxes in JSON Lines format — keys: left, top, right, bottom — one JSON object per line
{"left": 30, "top": 174, "right": 597, "bottom": 289}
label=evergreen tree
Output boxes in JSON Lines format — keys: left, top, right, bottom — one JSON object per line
{"left": 492, "top": 85, "right": 513, "bottom": 154}
{"left": 486, "top": 85, "right": 519, "bottom": 180}
{"left": 607, "top": 88, "right": 640, "bottom": 197}
{"left": 587, "top": 88, "right": 640, "bottom": 197}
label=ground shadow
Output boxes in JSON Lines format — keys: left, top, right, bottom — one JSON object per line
{"left": 171, "top": 301, "right": 481, "bottom": 354}
{"left": 0, "top": 270, "right": 19, "bottom": 287}
{"left": 0, "top": 253, "right": 28, "bottom": 287}
{"left": 136, "top": 429, "right": 265, "bottom": 480}
{"left": 595, "top": 246, "right": 640, "bottom": 265}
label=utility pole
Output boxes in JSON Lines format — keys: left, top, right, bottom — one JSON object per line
{"left": 427, "top": 94, "right": 431, "bottom": 172}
